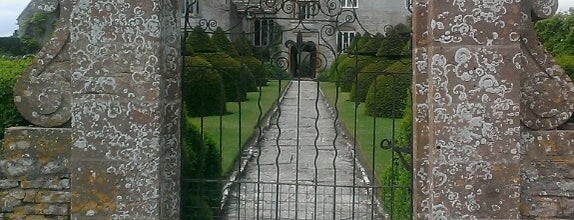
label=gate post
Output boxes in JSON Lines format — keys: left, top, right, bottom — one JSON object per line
{"left": 412, "top": 1, "right": 574, "bottom": 218}
{"left": 68, "top": 0, "right": 181, "bottom": 219}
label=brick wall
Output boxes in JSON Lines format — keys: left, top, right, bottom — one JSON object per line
{"left": 0, "top": 127, "right": 71, "bottom": 219}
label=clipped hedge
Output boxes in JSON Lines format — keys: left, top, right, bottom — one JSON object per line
{"left": 233, "top": 35, "right": 255, "bottom": 57}
{"left": 186, "top": 26, "right": 219, "bottom": 55}
{"left": 265, "top": 62, "right": 291, "bottom": 80}
{"left": 358, "top": 33, "right": 384, "bottom": 56}
{"left": 212, "top": 27, "right": 239, "bottom": 57}
{"left": 240, "top": 56, "right": 268, "bottom": 86}
{"left": 334, "top": 55, "right": 377, "bottom": 92}
{"left": 381, "top": 157, "right": 412, "bottom": 219}
{"left": 345, "top": 33, "right": 370, "bottom": 54}
{"left": 183, "top": 56, "right": 226, "bottom": 117}
{"left": 181, "top": 121, "right": 222, "bottom": 219}
{"left": 201, "top": 52, "right": 250, "bottom": 102}
{"left": 377, "top": 24, "right": 411, "bottom": 58}
{"left": 382, "top": 92, "right": 412, "bottom": 219}
{"left": 0, "top": 57, "right": 31, "bottom": 141}
{"left": 364, "top": 60, "right": 412, "bottom": 118}
{"left": 349, "top": 58, "right": 395, "bottom": 102}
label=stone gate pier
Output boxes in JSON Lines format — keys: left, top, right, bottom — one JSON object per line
{"left": 1, "top": 0, "right": 181, "bottom": 219}
{"left": 413, "top": 0, "right": 574, "bottom": 219}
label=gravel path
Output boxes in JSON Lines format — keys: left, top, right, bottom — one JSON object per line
{"left": 223, "top": 80, "right": 383, "bottom": 219}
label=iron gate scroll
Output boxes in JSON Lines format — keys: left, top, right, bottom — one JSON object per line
{"left": 181, "top": 0, "right": 413, "bottom": 219}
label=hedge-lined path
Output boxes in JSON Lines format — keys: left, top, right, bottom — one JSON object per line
{"left": 223, "top": 80, "right": 383, "bottom": 219}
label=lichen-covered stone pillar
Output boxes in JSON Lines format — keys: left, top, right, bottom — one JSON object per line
{"left": 68, "top": 0, "right": 181, "bottom": 219}
{"left": 413, "top": 1, "right": 524, "bottom": 219}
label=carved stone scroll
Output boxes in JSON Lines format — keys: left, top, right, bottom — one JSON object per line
{"left": 519, "top": 0, "right": 574, "bottom": 130}
{"left": 13, "top": 0, "right": 72, "bottom": 128}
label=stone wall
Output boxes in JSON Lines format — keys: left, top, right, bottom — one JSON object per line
{"left": 521, "top": 131, "right": 574, "bottom": 219}
{"left": 0, "top": 127, "right": 71, "bottom": 219}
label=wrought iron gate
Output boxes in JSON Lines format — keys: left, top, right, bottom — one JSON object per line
{"left": 180, "top": 0, "right": 413, "bottom": 219}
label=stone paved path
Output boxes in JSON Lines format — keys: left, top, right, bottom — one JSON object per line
{"left": 223, "top": 81, "right": 383, "bottom": 219}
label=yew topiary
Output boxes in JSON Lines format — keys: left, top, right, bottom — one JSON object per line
{"left": 377, "top": 24, "right": 410, "bottom": 58}
{"left": 183, "top": 56, "right": 226, "bottom": 116}
{"left": 181, "top": 121, "right": 222, "bottom": 219}
{"left": 212, "top": 27, "right": 239, "bottom": 57}
{"left": 334, "top": 55, "right": 377, "bottom": 92}
{"left": 201, "top": 52, "right": 250, "bottom": 102}
{"left": 240, "top": 56, "right": 268, "bottom": 86}
{"left": 232, "top": 35, "right": 255, "bottom": 57}
{"left": 358, "top": 32, "right": 384, "bottom": 56}
{"left": 349, "top": 58, "right": 395, "bottom": 102}
{"left": 364, "top": 60, "right": 412, "bottom": 118}
{"left": 186, "top": 26, "right": 219, "bottom": 55}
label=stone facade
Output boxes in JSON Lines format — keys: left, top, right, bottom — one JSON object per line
{"left": 0, "top": 127, "right": 71, "bottom": 219}
{"left": 183, "top": 0, "right": 410, "bottom": 76}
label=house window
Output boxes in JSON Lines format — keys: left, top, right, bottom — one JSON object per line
{"left": 341, "top": 0, "right": 358, "bottom": 8}
{"left": 337, "top": 31, "right": 356, "bottom": 52}
{"left": 181, "top": 0, "right": 199, "bottom": 15}
{"left": 254, "top": 19, "right": 274, "bottom": 46}
{"left": 298, "top": 1, "right": 318, "bottom": 19}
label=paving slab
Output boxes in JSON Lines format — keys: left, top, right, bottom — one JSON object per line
{"left": 223, "top": 80, "right": 383, "bottom": 219}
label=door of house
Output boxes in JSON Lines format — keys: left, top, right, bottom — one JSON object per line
{"left": 181, "top": 0, "right": 413, "bottom": 219}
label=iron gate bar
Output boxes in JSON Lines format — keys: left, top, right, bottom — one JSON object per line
{"left": 181, "top": 0, "right": 414, "bottom": 219}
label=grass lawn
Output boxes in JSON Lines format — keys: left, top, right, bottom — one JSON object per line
{"left": 319, "top": 82, "right": 398, "bottom": 186}
{"left": 188, "top": 80, "right": 290, "bottom": 175}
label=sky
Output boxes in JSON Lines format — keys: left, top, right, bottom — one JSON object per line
{"left": 0, "top": 0, "right": 573, "bottom": 37}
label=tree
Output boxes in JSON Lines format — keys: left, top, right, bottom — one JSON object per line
{"left": 535, "top": 10, "right": 574, "bottom": 56}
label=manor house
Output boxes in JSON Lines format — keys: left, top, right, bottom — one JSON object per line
{"left": 181, "top": 0, "right": 410, "bottom": 77}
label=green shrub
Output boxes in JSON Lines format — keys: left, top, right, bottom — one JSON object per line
{"left": 334, "top": 55, "right": 377, "bottom": 92}
{"left": 326, "top": 54, "right": 347, "bottom": 81}
{"left": 265, "top": 62, "right": 291, "bottom": 80}
{"left": 0, "top": 57, "right": 31, "bottom": 141}
{"left": 201, "top": 52, "right": 250, "bottom": 102}
{"left": 349, "top": 58, "right": 395, "bottom": 102}
{"left": 0, "top": 37, "right": 39, "bottom": 56}
{"left": 317, "top": 70, "right": 331, "bottom": 82}
{"left": 377, "top": 24, "right": 411, "bottom": 58}
{"left": 358, "top": 33, "right": 384, "bottom": 56}
{"left": 241, "top": 63, "right": 258, "bottom": 92}
{"left": 382, "top": 92, "right": 412, "bottom": 219}
{"left": 381, "top": 158, "right": 412, "bottom": 219}
{"left": 186, "top": 26, "right": 219, "bottom": 55}
{"left": 233, "top": 35, "right": 255, "bottom": 57}
{"left": 364, "top": 61, "right": 411, "bottom": 118}
{"left": 183, "top": 56, "right": 226, "bottom": 117}
{"left": 240, "top": 56, "right": 268, "bottom": 86}
{"left": 345, "top": 33, "right": 370, "bottom": 54}
{"left": 535, "top": 12, "right": 574, "bottom": 55}
{"left": 395, "top": 90, "right": 412, "bottom": 148}
{"left": 181, "top": 121, "right": 222, "bottom": 219}
{"left": 556, "top": 54, "right": 574, "bottom": 81}
{"left": 212, "top": 27, "right": 239, "bottom": 57}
